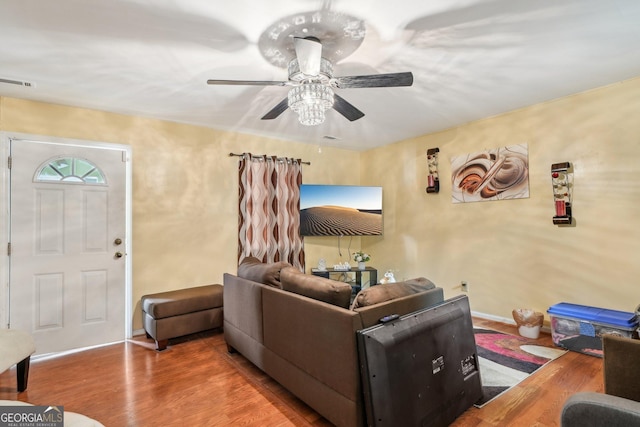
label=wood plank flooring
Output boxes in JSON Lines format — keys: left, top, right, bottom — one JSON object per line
{"left": 0, "top": 318, "right": 603, "bottom": 426}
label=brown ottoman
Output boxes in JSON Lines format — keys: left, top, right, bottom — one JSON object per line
{"left": 141, "top": 284, "right": 223, "bottom": 351}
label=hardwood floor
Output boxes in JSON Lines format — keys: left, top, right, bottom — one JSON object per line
{"left": 0, "top": 319, "right": 603, "bottom": 426}
{"left": 453, "top": 318, "right": 604, "bottom": 426}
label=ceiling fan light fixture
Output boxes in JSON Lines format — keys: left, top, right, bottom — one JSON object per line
{"left": 288, "top": 83, "right": 334, "bottom": 126}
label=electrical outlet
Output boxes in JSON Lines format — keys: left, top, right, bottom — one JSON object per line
{"left": 461, "top": 281, "right": 468, "bottom": 292}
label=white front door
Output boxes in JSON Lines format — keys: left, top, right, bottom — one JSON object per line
{"left": 9, "top": 139, "right": 128, "bottom": 355}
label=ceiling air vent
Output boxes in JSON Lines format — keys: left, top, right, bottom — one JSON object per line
{"left": 0, "top": 78, "right": 35, "bottom": 88}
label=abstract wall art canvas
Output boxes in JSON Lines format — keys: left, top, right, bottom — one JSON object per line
{"left": 451, "top": 143, "right": 529, "bottom": 203}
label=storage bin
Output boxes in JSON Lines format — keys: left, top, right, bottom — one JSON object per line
{"left": 547, "top": 302, "right": 639, "bottom": 357}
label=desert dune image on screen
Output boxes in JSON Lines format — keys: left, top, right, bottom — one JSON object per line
{"left": 300, "top": 185, "right": 382, "bottom": 236}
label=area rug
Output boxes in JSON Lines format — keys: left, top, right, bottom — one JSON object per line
{"left": 474, "top": 328, "right": 567, "bottom": 407}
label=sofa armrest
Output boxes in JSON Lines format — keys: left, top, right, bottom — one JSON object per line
{"left": 223, "top": 273, "right": 264, "bottom": 344}
{"left": 561, "top": 392, "right": 640, "bottom": 427}
{"left": 604, "top": 334, "right": 640, "bottom": 402}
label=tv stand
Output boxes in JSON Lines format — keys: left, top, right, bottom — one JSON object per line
{"left": 311, "top": 267, "right": 378, "bottom": 295}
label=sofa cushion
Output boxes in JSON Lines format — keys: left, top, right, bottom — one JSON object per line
{"left": 350, "top": 277, "right": 436, "bottom": 310}
{"left": 280, "top": 267, "right": 352, "bottom": 309}
{"left": 237, "top": 256, "right": 292, "bottom": 288}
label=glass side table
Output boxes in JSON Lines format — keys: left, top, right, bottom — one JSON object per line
{"left": 311, "top": 267, "right": 378, "bottom": 296}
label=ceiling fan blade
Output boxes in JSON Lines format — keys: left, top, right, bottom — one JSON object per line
{"left": 207, "top": 79, "right": 289, "bottom": 86}
{"left": 333, "top": 72, "right": 414, "bottom": 89}
{"left": 333, "top": 94, "right": 365, "bottom": 122}
{"left": 294, "top": 37, "right": 322, "bottom": 76}
{"left": 261, "top": 98, "right": 289, "bottom": 120}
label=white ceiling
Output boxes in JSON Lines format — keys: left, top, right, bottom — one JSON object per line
{"left": 1, "top": 0, "right": 640, "bottom": 151}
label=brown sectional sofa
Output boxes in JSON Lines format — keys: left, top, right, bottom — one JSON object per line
{"left": 223, "top": 258, "right": 445, "bottom": 427}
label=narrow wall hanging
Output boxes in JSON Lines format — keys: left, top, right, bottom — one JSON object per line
{"left": 551, "top": 162, "right": 572, "bottom": 225}
{"left": 426, "top": 148, "right": 440, "bottom": 193}
{"left": 451, "top": 143, "right": 529, "bottom": 203}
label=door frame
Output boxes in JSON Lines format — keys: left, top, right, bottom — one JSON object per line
{"left": 0, "top": 132, "right": 133, "bottom": 341}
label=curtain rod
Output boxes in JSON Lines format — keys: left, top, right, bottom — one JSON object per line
{"left": 229, "top": 152, "right": 310, "bottom": 165}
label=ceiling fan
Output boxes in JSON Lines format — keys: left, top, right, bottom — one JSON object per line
{"left": 206, "top": 36, "right": 414, "bottom": 126}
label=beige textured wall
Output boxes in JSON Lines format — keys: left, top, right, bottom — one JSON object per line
{"left": 361, "top": 76, "right": 640, "bottom": 322}
{"left": 0, "top": 97, "right": 359, "bottom": 330}
{"left": 2, "top": 74, "right": 639, "bottom": 331}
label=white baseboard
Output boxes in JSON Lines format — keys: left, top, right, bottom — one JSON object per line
{"left": 33, "top": 340, "right": 123, "bottom": 362}
{"left": 472, "top": 310, "right": 551, "bottom": 334}
{"left": 471, "top": 311, "right": 515, "bottom": 325}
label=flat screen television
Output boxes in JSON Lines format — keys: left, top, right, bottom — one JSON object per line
{"left": 299, "top": 184, "right": 382, "bottom": 236}
{"left": 357, "top": 295, "right": 482, "bottom": 426}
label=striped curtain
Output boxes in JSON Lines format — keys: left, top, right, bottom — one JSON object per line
{"left": 238, "top": 154, "right": 304, "bottom": 270}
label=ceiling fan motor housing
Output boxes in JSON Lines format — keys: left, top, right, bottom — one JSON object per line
{"left": 288, "top": 58, "right": 333, "bottom": 83}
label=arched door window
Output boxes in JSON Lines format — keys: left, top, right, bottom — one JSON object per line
{"left": 34, "top": 156, "right": 106, "bottom": 185}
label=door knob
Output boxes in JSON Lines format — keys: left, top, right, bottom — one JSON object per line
{"left": 115, "top": 251, "right": 124, "bottom": 258}
{"left": 114, "top": 238, "right": 123, "bottom": 245}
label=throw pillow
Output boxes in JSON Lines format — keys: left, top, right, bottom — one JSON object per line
{"left": 280, "top": 267, "right": 352, "bottom": 309}
{"left": 237, "top": 256, "right": 292, "bottom": 288}
{"left": 350, "top": 277, "right": 436, "bottom": 310}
